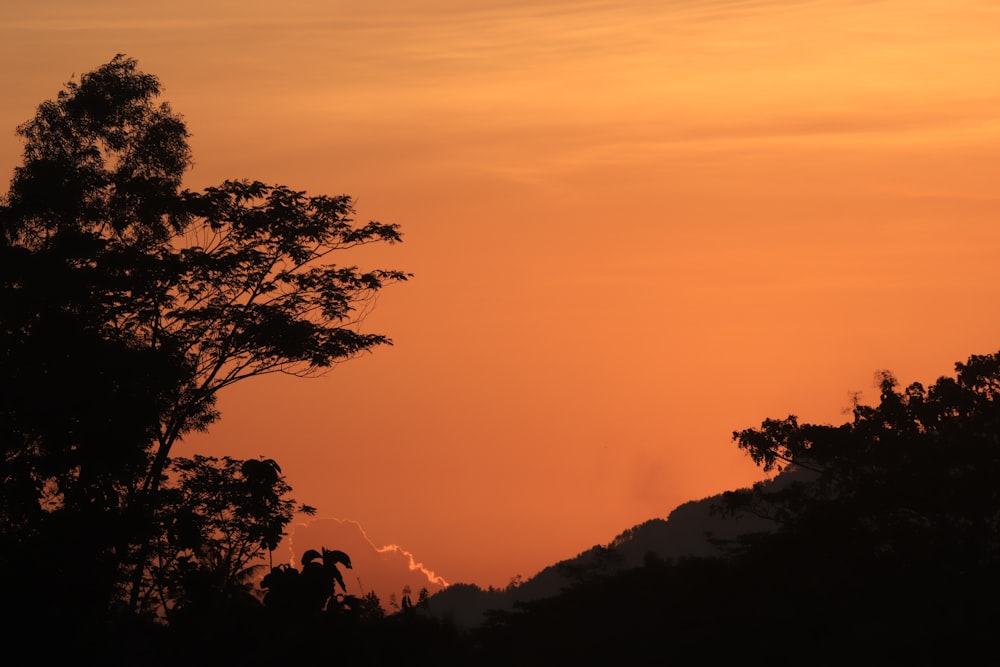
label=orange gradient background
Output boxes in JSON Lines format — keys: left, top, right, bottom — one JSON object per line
{"left": 3, "top": 0, "right": 1000, "bottom": 589}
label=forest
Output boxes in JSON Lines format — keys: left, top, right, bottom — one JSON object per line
{"left": 2, "top": 57, "right": 997, "bottom": 665}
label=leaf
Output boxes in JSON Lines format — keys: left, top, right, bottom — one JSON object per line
{"left": 301, "top": 549, "right": 322, "bottom": 567}
{"left": 322, "top": 548, "right": 352, "bottom": 570}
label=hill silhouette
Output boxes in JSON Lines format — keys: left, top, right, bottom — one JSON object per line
{"left": 424, "top": 473, "right": 787, "bottom": 627}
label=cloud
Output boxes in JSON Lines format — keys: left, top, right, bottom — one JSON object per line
{"left": 279, "top": 517, "right": 449, "bottom": 606}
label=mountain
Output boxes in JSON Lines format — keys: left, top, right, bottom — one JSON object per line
{"left": 425, "top": 477, "right": 779, "bottom": 628}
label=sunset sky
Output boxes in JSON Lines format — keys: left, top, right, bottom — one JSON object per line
{"left": 4, "top": 0, "right": 1000, "bottom": 592}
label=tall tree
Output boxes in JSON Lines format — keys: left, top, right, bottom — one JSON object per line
{"left": 0, "top": 55, "right": 408, "bottom": 620}
{"left": 727, "top": 353, "right": 1000, "bottom": 554}
{"left": 720, "top": 352, "right": 1000, "bottom": 646}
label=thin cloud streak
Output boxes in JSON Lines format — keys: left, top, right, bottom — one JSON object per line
{"left": 374, "top": 543, "right": 451, "bottom": 588}
{"left": 285, "top": 517, "right": 450, "bottom": 590}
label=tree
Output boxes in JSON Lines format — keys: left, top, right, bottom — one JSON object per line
{"left": 719, "top": 351, "right": 1000, "bottom": 647}
{"left": 0, "top": 54, "right": 408, "bottom": 621}
{"left": 727, "top": 354, "right": 1000, "bottom": 551}
{"left": 138, "top": 456, "right": 315, "bottom": 622}
{"left": 260, "top": 547, "right": 358, "bottom": 619}
{"left": 472, "top": 354, "right": 1000, "bottom": 662}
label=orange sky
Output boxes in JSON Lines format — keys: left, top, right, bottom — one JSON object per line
{"left": 4, "top": 0, "right": 1000, "bottom": 590}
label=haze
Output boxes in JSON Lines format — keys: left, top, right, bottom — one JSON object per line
{"left": 3, "top": 0, "right": 999, "bottom": 590}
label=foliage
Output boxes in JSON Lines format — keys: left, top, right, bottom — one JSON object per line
{"left": 473, "top": 352, "right": 1000, "bottom": 664}
{"left": 260, "top": 546, "right": 358, "bottom": 618}
{"left": 135, "top": 456, "right": 314, "bottom": 620}
{"left": 0, "top": 54, "right": 407, "bottom": 622}
{"left": 724, "top": 352, "right": 1000, "bottom": 570}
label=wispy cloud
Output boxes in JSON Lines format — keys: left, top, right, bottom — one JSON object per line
{"left": 373, "top": 542, "right": 450, "bottom": 587}
{"left": 283, "top": 517, "right": 449, "bottom": 599}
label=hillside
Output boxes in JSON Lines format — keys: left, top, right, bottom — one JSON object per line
{"left": 425, "top": 478, "right": 778, "bottom": 628}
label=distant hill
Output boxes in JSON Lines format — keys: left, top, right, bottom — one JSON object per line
{"left": 425, "top": 477, "right": 779, "bottom": 628}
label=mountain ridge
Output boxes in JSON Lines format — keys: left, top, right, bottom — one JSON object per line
{"left": 425, "top": 477, "right": 779, "bottom": 628}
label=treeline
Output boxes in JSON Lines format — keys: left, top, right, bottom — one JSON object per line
{"left": 470, "top": 355, "right": 1000, "bottom": 664}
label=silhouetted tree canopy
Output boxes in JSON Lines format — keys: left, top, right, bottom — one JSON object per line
{"left": 471, "top": 352, "right": 1000, "bottom": 664}
{"left": 725, "top": 353, "right": 1000, "bottom": 571}
{"left": 138, "top": 456, "right": 314, "bottom": 622}
{"left": 0, "top": 54, "right": 407, "bottom": 636}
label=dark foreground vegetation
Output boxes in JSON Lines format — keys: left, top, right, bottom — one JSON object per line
{"left": 3, "top": 57, "right": 998, "bottom": 664}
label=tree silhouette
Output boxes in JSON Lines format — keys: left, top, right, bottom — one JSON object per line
{"left": 137, "top": 456, "right": 314, "bottom": 622}
{"left": 0, "top": 54, "right": 407, "bottom": 626}
{"left": 260, "top": 547, "right": 359, "bottom": 620}
{"left": 714, "top": 351, "right": 1000, "bottom": 652}
{"left": 726, "top": 353, "right": 1000, "bottom": 564}
{"left": 472, "top": 353, "right": 1000, "bottom": 663}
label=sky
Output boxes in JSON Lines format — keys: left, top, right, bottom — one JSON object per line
{"left": 3, "top": 0, "right": 1000, "bottom": 594}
